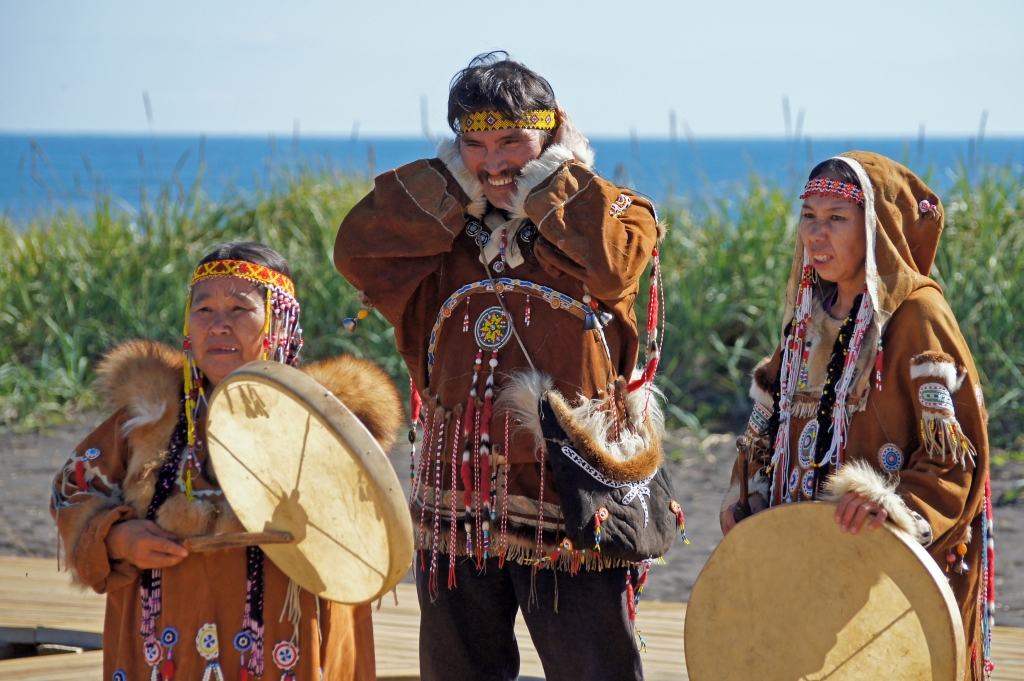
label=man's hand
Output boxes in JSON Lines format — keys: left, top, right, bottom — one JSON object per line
{"left": 834, "top": 491, "right": 888, "bottom": 534}
{"left": 552, "top": 104, "right": 589, "bottom": 152}
{"left": 106, "top": 519, "right": 189, "bottom": 569}
{"left": 720, "top": 493, "right": 767, "bottom": 536}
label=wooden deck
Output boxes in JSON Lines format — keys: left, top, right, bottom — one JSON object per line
{"left": 1, "top": 556, "right": 1022, "bottom": 680}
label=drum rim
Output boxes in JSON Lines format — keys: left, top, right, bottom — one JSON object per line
{"left": 683, "top": 501, "right": 965, "bottom": 679}
{"left": 207, "top": 359, "right": 414, "bottom": 604}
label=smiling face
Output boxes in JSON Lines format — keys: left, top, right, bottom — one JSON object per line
{"left": 459, "top": 128, "right": 546, "bottom": 210}
{"left": 798, "top": 173, "right": 868, "bottom": 292}
{"left": 187, "top": 277, "right": 267, "bottom": 387}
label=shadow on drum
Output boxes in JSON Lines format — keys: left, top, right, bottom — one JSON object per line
{"left": 263, "top": 488, "right": 328, "bottom": 595}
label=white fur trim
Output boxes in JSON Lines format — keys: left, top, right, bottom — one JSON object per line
{"left": 749, "top": 377, "right": 773, "bottom": 408}
{"left": 507, "top": 143, "right": 578, "bottom": 219}
{"left": 436, "top": 138, "right": 488, "bottom": 218}
{"left": 494, "top": 370, "right": 553, "bottom": 452}
{"left": 822, "top": 460, "right": 933, "bottom": 545}
{"left": 910, "top": 360, "right": 966, "bottom": 393}
{"left": 121, "top": 399, "right": 166, "bottom": 435}
{"left": 719, "top": 476, "right": 771, "bottom": 522}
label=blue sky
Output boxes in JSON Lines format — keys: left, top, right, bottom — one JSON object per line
{"left": 1, "top": 0, "right": 1021, "bottom": 138}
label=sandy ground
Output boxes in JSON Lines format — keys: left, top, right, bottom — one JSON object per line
{"left": 2, "top": 413, "right": 1022, "bottom": 627}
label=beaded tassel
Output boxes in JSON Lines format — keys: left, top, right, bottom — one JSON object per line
{"left": 874, "top": 338, "right": 885, "bottom": 392}
{"left": 241, "top": 546, "right": 265, "bottom": 677}
{"left": 822, "top": 288, "right": 873, "bottom": 468}
{"left": 524, "top": 294, "right": 531, "bottom": 326}
{"left": 479, "top": 352, "right": 498, "bottom": 563}
{"left": 498, "top": 414, "right": 510, "bottom": 568}
{"left": 409, "top": 379, "right": 422, "bottom": 490}
{"left": 447, "top": 411, "right": 462, "bottom": 589}
{"left": 461, "top": 352, "right": 482, "bottom": 556}
{"left": 983, "top": 476, "right": 995, "bottom": 675}
{"left": 462, "top": 296, "right": 471, "bottom": 333}
{"left": 428, "top": 413, "right": 447, "bottom": 596}
{"left": 771, "top": 261, "right": 815, "bottom": 505}
{"left": 416, "top": 407, "right": 438, "bottom": 567}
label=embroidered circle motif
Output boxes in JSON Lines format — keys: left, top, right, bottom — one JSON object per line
{"left": 878, "top": 444, "right": 904, "bottom": 472}
{"left": 474, "top": 306, "right": 511, "bottom": 350}
{"left": 143, "top": 639, "right": 162, "bottom": 664}
{"left": 475, "top": 231, "right": 490, "bottom": 247}
{"left": 560, "top": 537, "right": 574, "bottom": 551}
{"left": 464, "top": 220, "right": 483, "bottom": 237}
{"left": 919, "top": 382, "right": 955, "bottom": 412}
{"left": 233, "top": 631, "right": 253, "bottom": 652}
{"left": 788, "top": 467, "right": 800, "bottom": 495}
{"left": 597, "top": 507, "right": 610, "bottom": 522}
{"left": 195, "top": 623, "right": 220, "bottom": 660}
{"left": 113, "top": 672, "right": 127, "bottom": 681}
{"left": 273, "top": 641, "right": 299, "bottom": 670}
{"left": 798, "top": 420, "right": 819, "bottom": 468}
{"left": 669, "top": 500, "right": 681, "bottom": 514}
{"left": 802, "top": 470, "right": 817, "bottom": 498}
{"left": 83, "top": 447, "right": 101, "bottom": 460}
{"left": 519, "top": 225, "right": 537, "bottom": 242}
{"left": 160, "top": 627, "right": 179, "bottom": 647}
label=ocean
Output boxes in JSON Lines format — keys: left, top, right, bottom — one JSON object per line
{"left": 2, "top": 133, "right": 1022, "bottom": 220}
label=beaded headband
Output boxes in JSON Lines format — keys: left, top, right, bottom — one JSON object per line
{"left": 800, "top": 178, "right": 865, "bottom": 207}
{"left": 457, "top": 109, "right": 557, "bottom": 134}
{"left": 190, "top": 259, "right": 296, "bottom": 297}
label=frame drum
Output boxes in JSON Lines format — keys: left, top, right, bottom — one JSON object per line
{"left": 685, "top": 502, "right": 964, "bottom": 680}
{"left": 206, "top": 361, "right": 413, "bottom": 605}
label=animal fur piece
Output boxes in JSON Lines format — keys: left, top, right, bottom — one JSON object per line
{"left": 911, "top": 351, "right": 967, "bottom": 392}
{"left": 302, "top": 355, "right": 404, "bottom": 452}
{"left": 436, "top": 138, "right": 488, "bottom": 218}
{"left": 719, "top": 475, "right": 771, "bottom": 524}
{"left": 749, "top": 358, "right": 775, "bottom": 408}
{"left": 497, "top": 369, "right": 665, "bottom": 482}
{"left": 822, "top": 460, "right": 933, "bottom": 545}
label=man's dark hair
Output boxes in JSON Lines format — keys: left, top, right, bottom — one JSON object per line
{"left": 198, "top": 242, "right": 291, "bottom": 278}
{"left": 447, "top": 51, "right": 556, "bottom": 134}
{"left": 808, "top": 158, "right": 862, "bottom": 188}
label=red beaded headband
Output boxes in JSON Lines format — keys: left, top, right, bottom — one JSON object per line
{"left": 190, "top": 259, "right": 296, "bottom": 297}
{"left": 800, "top": 178, "right": 865, "bottom": 207}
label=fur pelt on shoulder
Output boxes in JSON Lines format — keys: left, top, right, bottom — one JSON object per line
{"left": 94, "top": 340, "right": 403, "bottom": 533}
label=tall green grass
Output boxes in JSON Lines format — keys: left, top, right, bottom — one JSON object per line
{"left": 3, "top": 164, "right": 1023, "bottom": 447}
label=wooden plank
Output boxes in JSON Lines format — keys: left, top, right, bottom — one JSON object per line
{"left": 3, "top": 557, "right": 1024, "bottom": 680}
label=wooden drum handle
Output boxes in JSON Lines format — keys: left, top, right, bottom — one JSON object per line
{"left": 183, "top": 531, "right": 295, "bottom": 552}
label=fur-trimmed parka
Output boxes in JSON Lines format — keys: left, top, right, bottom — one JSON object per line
{"left": 334, "top": 136, "right": 664, "bottom": 565}
{"left": 723, "top": 153, "right": 990, "bottom": 679}
{"left": 50, "top": 340, "right": 403, "bottom": 681}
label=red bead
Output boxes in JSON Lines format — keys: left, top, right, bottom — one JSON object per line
{"left": 182, "top": 338, "right": 191, "bottom": 349}
{"left": 589, "top": 300, "right": 599, "bottom": 309}
{"left": 238, "top": 665, "right": 248, "bottom": 681}
{"left": 263, "top": 337, "right": 271, "bottom": 349}
{"left": 161, "top": 659, "right": 175, "bottom": 679}
{"left": 651, "top": 248, "right": 658, "bottom": 257}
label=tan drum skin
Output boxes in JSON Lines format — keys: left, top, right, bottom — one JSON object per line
{"left": 685, "top": 502, "right": 964, "bottom": 681}
{"left": 206, "top": 360, "right": 414, "bottom": 605}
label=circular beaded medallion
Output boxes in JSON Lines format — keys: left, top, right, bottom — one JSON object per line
{"left": 474, "top": 306, "right": 511, "bottom": 350}
{"left": 878, "top": 444, "right": 904, "bottom": 472}
{"left": 788, "top": 467, "right": 800, "bottom": 496}
{"left": 464, "top": 220, "right": 483, "bottom": 237}
{"left": 143, "top": 639, "right": 162, "bottom": 664}
{"left": 195, "top": 623, "right": 220, "bottom": 660}
{"left": 273, "top": 641, "right": 299, "bottom": 670}
{"left": 797, "top": 420, "right": 818, "bottom": 469}
{"left": 802, "top": 470, "right": 817, "bottom": 499}
{"left": 519, "top": 225, "right": 537, "bottom": 242}
{"left": 113, "top": 672, "right": 127, "bottom": 681}
{"left": 233, "top": 630, "right": 253, "bottom": 652}
{"left": 83, "top": 447, "right": 101, "bottom": 460}
{"left": 475, "top": 231, "right": 490, "bottom": 247}
{"left": 160, "top": 627, "right": 179, "bottom": 647}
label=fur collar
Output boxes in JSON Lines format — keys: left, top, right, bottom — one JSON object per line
{"left": 436, "top": 134, "right": 596, "bottom": 220}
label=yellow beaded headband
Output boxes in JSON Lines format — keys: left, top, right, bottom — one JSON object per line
{"left": 457, "top": 109, "right": 557, "bottom": 134}
{"left": 189, "top": 259, "right": 296, "bottom": 297}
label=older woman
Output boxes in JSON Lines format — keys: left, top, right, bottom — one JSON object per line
{"left": 721, "top": 153, "right": 993, "bottom": 678}
{"left": 51, "top": 242, "right": 402, "bottom": 681}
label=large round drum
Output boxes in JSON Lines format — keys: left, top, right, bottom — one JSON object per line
{"left": 685, "top": 502, "right": 964, "bottom": 680}
{"left": 206, "top": 360, "right": 413, "bottom": 604}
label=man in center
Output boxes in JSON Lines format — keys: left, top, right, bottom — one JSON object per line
{"left": 335, "top": 52, "right": 662, "bottom": 681}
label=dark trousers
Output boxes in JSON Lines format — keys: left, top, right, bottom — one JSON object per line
{"left": 414, "top": 552, "right": 643, "bottom": 681}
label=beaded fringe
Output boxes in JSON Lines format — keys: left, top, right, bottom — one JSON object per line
{"left": 420, "top": 530, "right": 635, "bottom": 572}
{"left": 920, "top": 412, "right": 977, "bottom": 467}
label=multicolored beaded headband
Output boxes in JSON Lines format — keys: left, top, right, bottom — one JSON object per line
{"left": 456, "top": 109, "right": 557, "bottom": 134}
{"left": 799, "top": 177, "right": 865, "bottom": 207}
{"left": 190, "top": 259, "right": 296, "bottom": 297}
